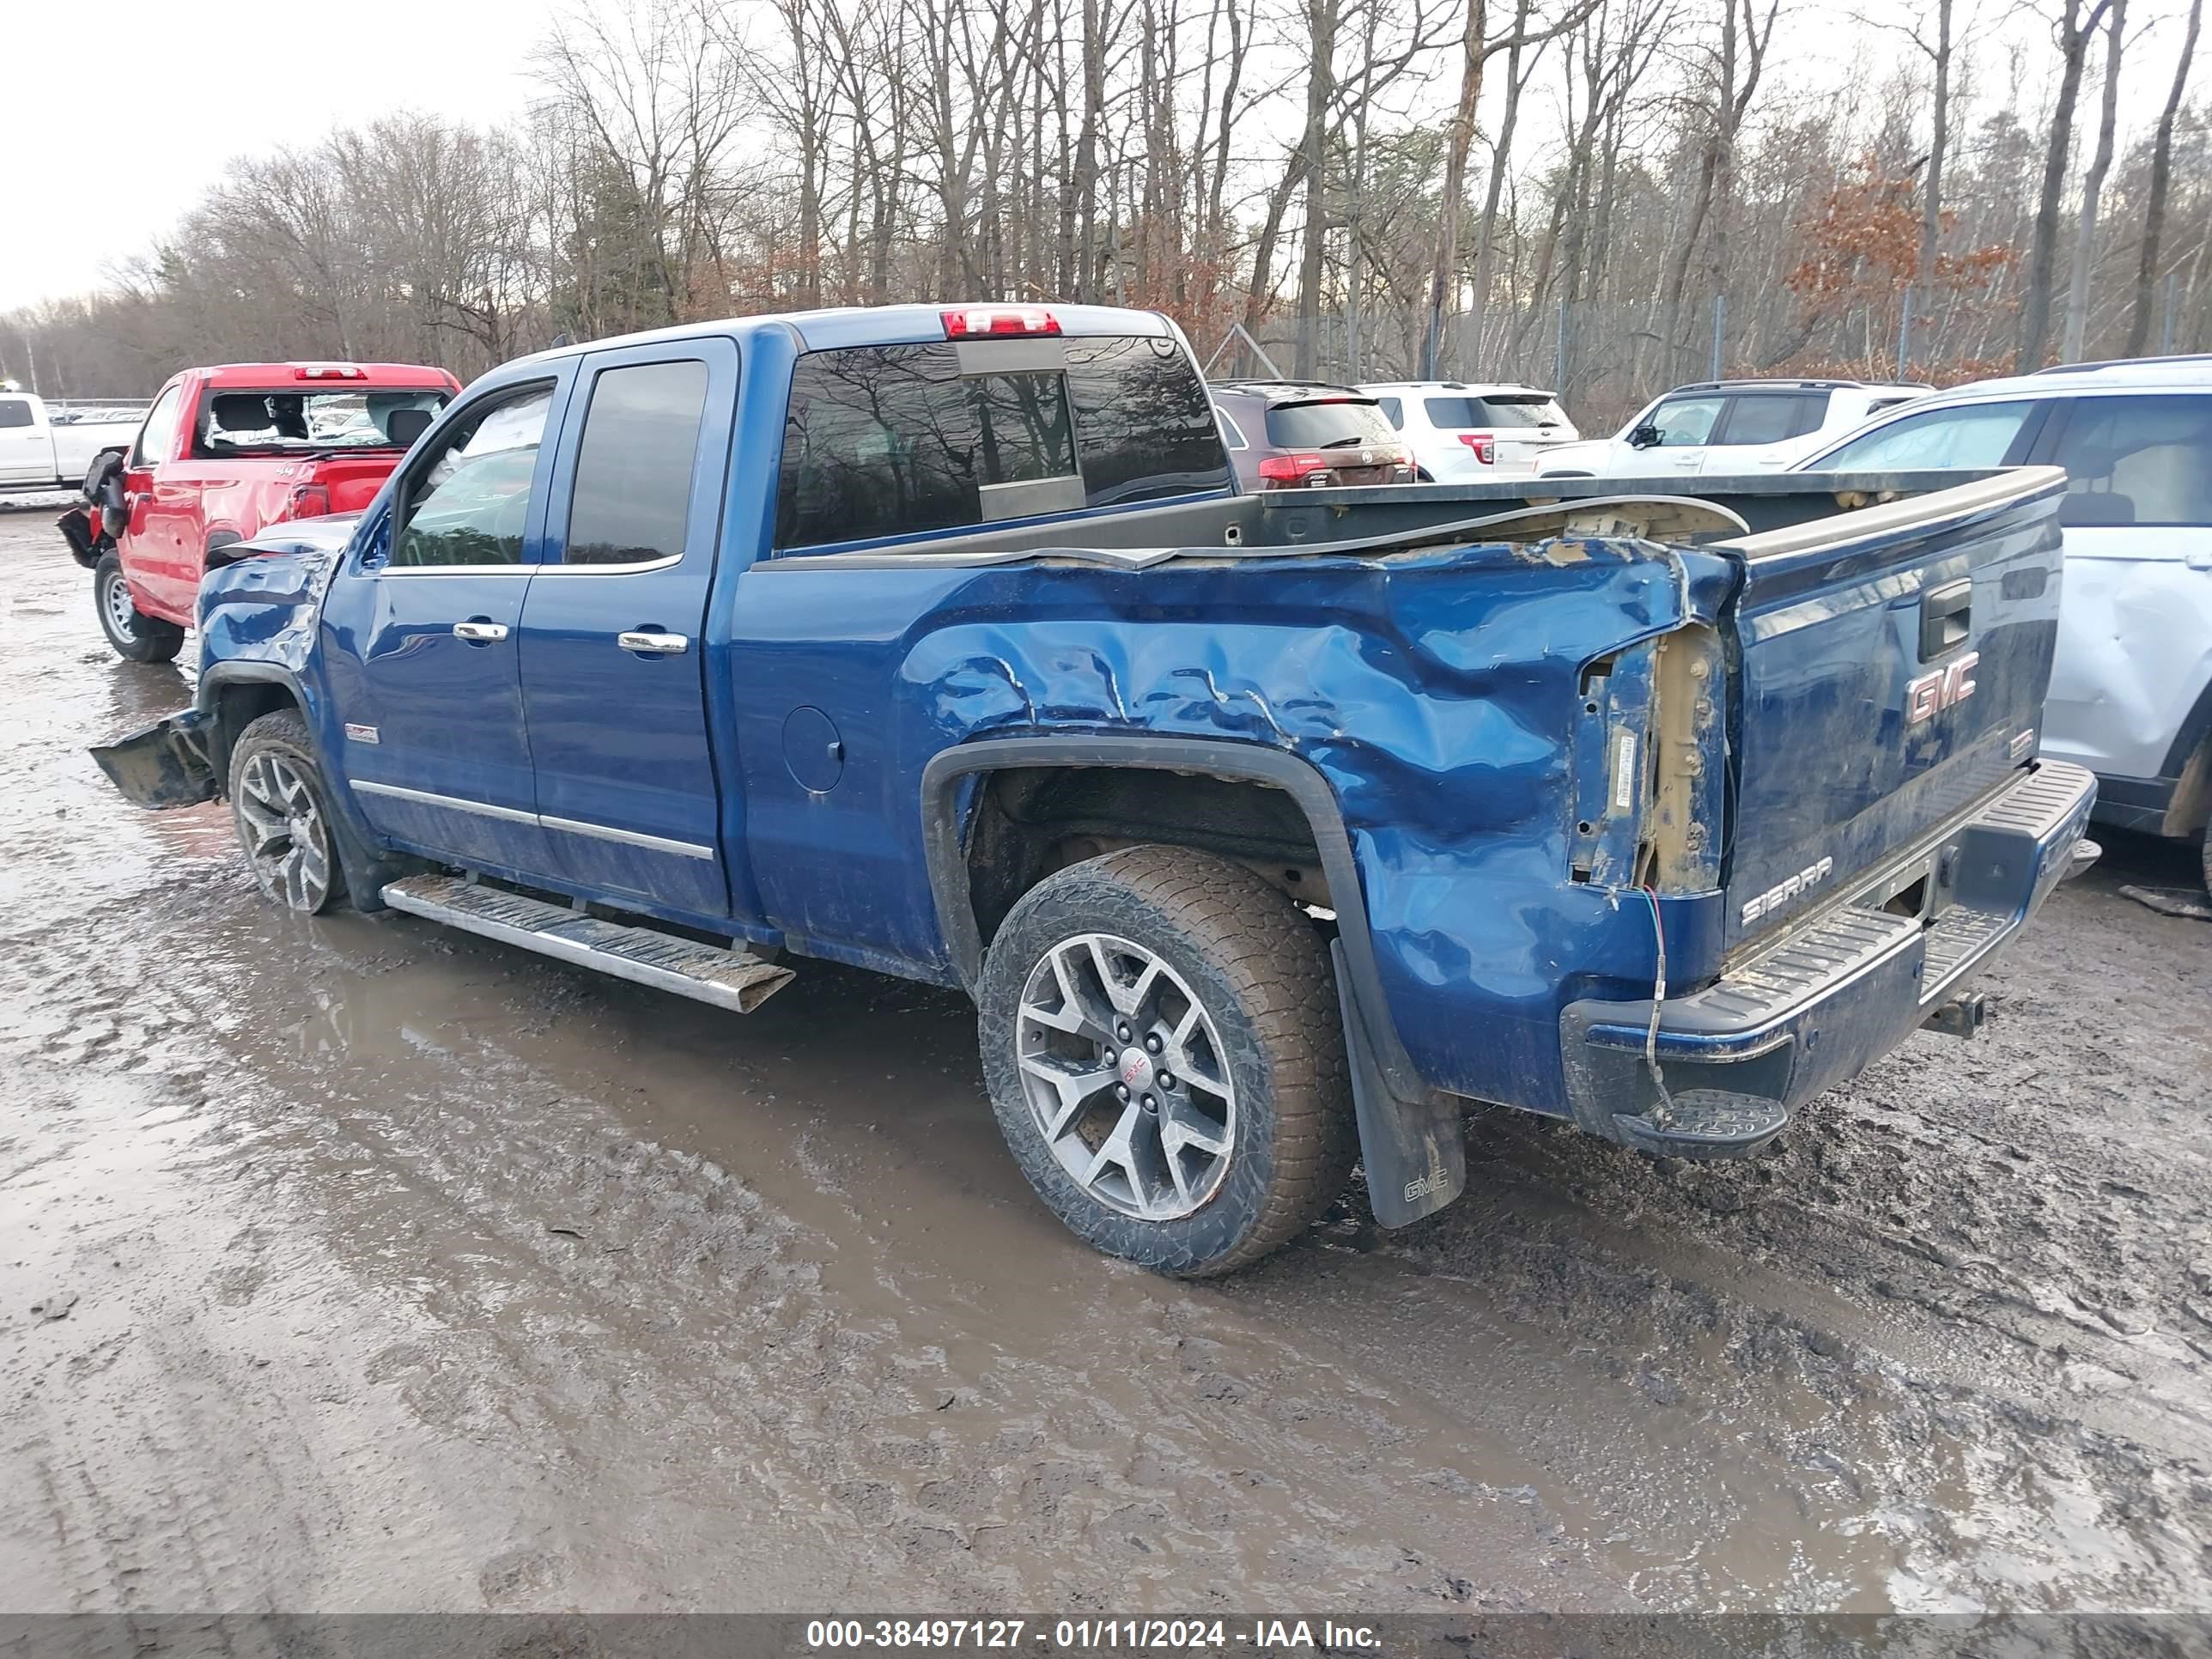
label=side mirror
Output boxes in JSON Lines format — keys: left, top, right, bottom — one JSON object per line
{"left": 1628, "top": 422, "right": 1662, "bottom": 449}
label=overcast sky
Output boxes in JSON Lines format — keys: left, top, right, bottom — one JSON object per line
{"left": 1, "top": 0, "right": 2126, "bottom": 317}
{"left": 1, "top": 1, "right": 545, "bottom": 310}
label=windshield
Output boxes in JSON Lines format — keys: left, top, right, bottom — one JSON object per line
{"left": 1265, "top": 398, "right": 1398, "bottom": 449}
{"left": 198, "top": 388, "right": 450, "bottom": 455}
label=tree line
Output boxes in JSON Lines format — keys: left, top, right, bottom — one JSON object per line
{"left": 3, "top": 0, "right": 2204, "bottom": 428}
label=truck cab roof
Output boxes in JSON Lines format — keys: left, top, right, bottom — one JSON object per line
{"left": 498, "top": 303, "right": 1180, "bottom": 375}
{"left": 184, "top": 362, "right": 461, "bottom": 388}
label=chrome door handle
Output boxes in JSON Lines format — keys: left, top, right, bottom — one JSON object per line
{"left": 452, "top": 621, "right": 510, "bottom": 641}
{"left": 618, "top": 631, "right": 689, "bottom": 655}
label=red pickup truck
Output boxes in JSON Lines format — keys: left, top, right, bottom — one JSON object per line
{"left": 62, "top": 361, "right": 459, "bottom": 662}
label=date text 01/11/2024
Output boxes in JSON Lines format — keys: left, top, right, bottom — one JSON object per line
{"left": 802, "top": 1619, "right": 1382, "bottom": 1650}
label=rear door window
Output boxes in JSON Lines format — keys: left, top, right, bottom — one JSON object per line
{"left": 1376, "top": 398, "right": 1404, "bottom": 429}
{"left": 1814, "top": 400, "right": 2037, "bottom": 472}
{"left": 776, "top": 334, "right": 1228, "bottom": 550}
{"left": 562, "top": 359, "right": 711, "bottom": 565}
{"left": 0, "top": 398, "right": 32, "bottom": 430}
{"left": 2050, "top": 393, "right": 2212, "bottom": 527}
{"left": 1715, "top": 392, "right": 1828, "bottom": 446}
{"left": 1264, "top": 399, "right": 1397, "bottom": 449}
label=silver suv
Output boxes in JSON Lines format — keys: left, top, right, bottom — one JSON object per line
{"left": 1797, "top": 356, "right": 2212, "bottom": 888}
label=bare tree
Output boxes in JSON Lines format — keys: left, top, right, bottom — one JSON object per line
{"left": 2061, "top": 0, "right": 2128, "bottom": 361}
{"left": 2017, "top": 0, "right": 2117, "bottom": 368}
{"left": 2124, "top": 0, "right": 2203, "bottom": 354}
{"left": 15, "top": 0, "right": 2209, "bottom": 416}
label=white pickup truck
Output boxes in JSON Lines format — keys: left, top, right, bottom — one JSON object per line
{"left": 0, "top": 391, "right": 145, "bottom": 490}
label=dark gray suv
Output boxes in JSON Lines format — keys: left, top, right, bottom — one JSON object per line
{"left": 1209, "top": 381, "right": 1415, "bottom": 491}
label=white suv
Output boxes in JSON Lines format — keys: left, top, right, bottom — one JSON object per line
{"left": 1534, "top": 379, "right": 1929, "bottom": 477}
{"left": 1359, "top": 382, "right": 1579, "bottom": 480}
{"left": 1795, "top": 356, "right": 2212, "bottom": 888}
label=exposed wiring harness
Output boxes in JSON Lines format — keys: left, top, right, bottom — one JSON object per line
{"left": 1639, "top": 884, "right": 1677, "bottom": 1120}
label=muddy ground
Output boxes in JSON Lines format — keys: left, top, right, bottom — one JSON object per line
{"left": 1, "top": 507, "right": 2207, "bottom": 1617}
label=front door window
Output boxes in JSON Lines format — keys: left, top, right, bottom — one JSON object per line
{"left": 1644, "top": 397, "right": 1724, "bottom": 447}
{"left": 392, "top": 386, "right": 555, "bottom": 568}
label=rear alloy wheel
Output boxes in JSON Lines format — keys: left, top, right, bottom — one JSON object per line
{"left": 92, "top": 551, "right": 184, "bottom": 664}
{"left": 978, "top": 844, "right": 1355, "bottom": 1276}
{"left": 228, "top": 711, "right": 346, "bottom": 915}
{"left": 1014, "top": 930, "right": 1240, "bottom": 1221}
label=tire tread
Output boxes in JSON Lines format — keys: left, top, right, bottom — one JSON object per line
{"left": 980, "top": 843, "right": 1355, "bottom": 1276}
{"left": 229, "top": 709, "right": 349, "bottom": 913}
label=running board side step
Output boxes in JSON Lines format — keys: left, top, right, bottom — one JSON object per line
{"left": 380, "top": 873, "right": 794, "bottom": 1013}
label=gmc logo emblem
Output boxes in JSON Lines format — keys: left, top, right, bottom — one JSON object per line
{"left": 1906, "top": 652, "right": 1978, "bottom": 725}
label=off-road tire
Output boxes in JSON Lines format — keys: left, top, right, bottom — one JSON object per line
{"left": 978, "top": 844, "right": 1356, "bottom": 1276}
{"left": 228, "top": 711, "right": 349, "bottom": 915}
{"left": 93, "top": 550, "right": 184, "bottom": 664}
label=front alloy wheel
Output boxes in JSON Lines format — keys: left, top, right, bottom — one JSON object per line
{"left": 227, "top": 711, "right": 346, "bottom": 915}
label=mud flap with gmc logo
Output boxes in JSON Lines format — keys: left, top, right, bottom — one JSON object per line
{"left": 1333, "top": 939, "right": 1466, "bottom": 1227}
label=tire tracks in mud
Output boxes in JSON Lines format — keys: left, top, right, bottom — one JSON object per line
{"left": 1322, "top": 885, "right": 2212, "bottom": 1610}
{"left": 0, "top": 874, "right": 1608, "bottom": 1611}
{"left": 3, "top": 525, "right": 2209, "bottom": 1614}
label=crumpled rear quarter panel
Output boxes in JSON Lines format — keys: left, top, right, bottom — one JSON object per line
{"left": 744, "top": 537, "right": 1737, "bottom": 1117}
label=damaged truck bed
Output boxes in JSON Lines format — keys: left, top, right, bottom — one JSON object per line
{"left": 91, "top": 302, "right": 2095, "bottom": 1275}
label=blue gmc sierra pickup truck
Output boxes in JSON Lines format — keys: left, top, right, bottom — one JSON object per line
{"left": 93, "top": 301, "right": 2097, "bottom": 1274}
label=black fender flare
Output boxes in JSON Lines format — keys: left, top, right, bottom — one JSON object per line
{"left": 193, "top": 661, "right": 313, "bottom": 773}
{"left": 920, "top": 735, "right": 1471, "bottom": 1227}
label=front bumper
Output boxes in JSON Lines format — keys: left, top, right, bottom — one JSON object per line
{"left": 90, "top": 707, "right": 220, "bottom": 808}
{"left": 1561, "top": 760, "right": 2099, "bottom": 1158}
{"left": 58, "top": 505, "right": 105, "bottom": 569}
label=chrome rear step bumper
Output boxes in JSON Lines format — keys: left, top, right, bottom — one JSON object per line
{"left": 1560, "top": 760, "right": 2098, "bottom": 1158}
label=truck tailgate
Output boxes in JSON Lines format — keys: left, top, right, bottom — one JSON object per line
{"left": 1715, "top": 467, "right": 2068, "bottom": 955}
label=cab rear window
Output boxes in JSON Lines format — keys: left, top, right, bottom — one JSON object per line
{"left": 775, "top": 335, "right": 1230, "bottom": 550}
{"left": 195, "top": 388, "right": 451, "bottom": 457}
